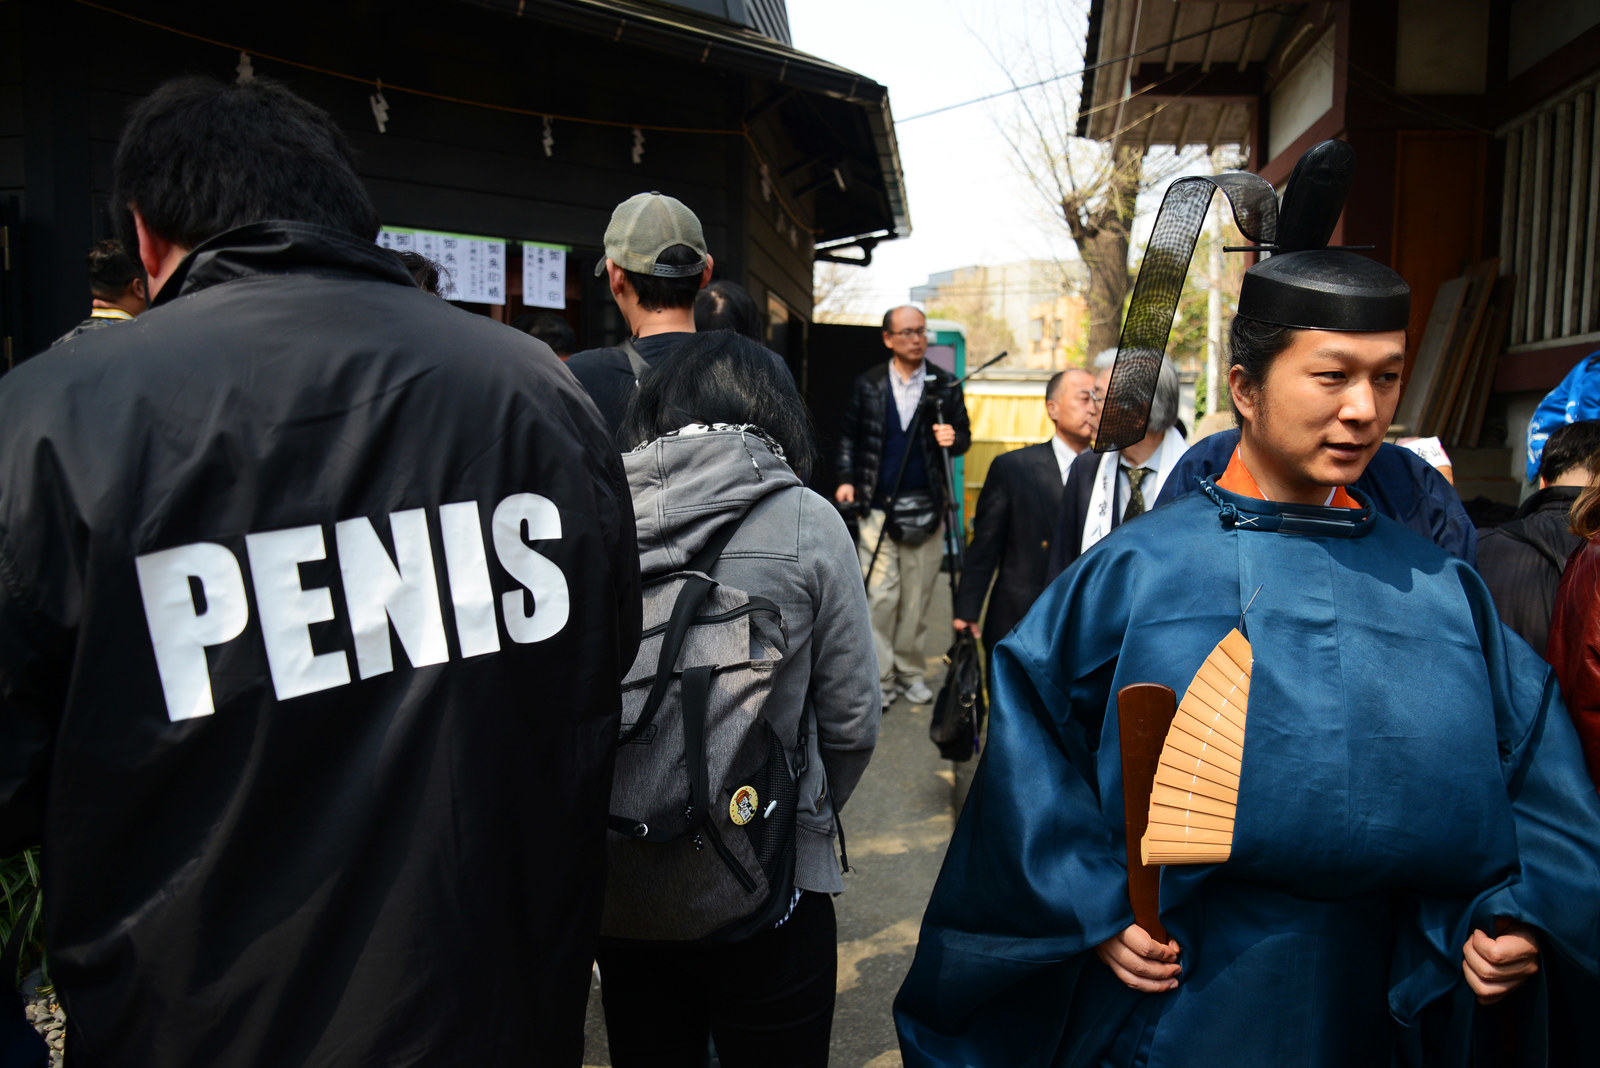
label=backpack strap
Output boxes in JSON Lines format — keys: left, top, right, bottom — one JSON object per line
{"left": 622, "top": 337, "right": 650, "bottom": 381}
{"left": 686, "top": 512, "right": 744, "bottom": 575}
{"left": 614, "top": 513, "right": 748, "bottom": 751}
{"left": 617, "top": 573, "right": 715, "bottom": 749}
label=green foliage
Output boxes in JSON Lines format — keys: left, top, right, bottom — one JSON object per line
{"left": 1, "top": 849, "right": 46, "bottom": 989}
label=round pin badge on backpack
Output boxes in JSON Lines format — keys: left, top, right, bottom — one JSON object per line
{"left": 730, "top": 785, "right": 758, "bottom": 826}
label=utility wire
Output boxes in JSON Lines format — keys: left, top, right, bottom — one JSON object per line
{"left": 899, "top": 5, "right": 1298, "bottom": 124}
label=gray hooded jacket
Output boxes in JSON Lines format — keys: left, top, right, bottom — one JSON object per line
{"left": 626, "top": 426, "right": 880, "bottom": 893}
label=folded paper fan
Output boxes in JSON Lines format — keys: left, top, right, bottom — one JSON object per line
{"left": 1142, "top": 628, "right": 1252, "bottom": 865}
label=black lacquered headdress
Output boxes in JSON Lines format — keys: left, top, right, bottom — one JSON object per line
{"left": 1093, "top": 140, "right": 1410, "bottom": 452}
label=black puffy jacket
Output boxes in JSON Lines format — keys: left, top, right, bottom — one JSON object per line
{"left": 0, "top": 221, "right": 641, "bottom": 1066}
{"left": 834, "top": 361, "right": 972, "bottom": 512}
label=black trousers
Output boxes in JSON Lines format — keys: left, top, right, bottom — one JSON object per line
{"left": 596, "top": 891, "right": 837, "bottom": 1068}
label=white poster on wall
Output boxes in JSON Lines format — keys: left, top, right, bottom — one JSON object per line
{"left": 522, "top": 243, "right": 569, "bottom": 309}
{"left": 377, "top": 227, "right": 506, "bottom": 304}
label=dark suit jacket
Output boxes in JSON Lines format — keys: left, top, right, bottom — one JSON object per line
{"left": 953, "top": 440, "right": 1067, "bottom": 648}
{"left": 1047, "top": 447, "right": 1121, "bottom": 580}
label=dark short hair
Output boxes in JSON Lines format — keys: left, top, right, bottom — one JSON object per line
{"left": 86, "top": 239, "right": 142, "bottom": 297}
{"left": 1226, "top": 314, "right": 1302, "bottom": 423}
{"left": 1540, "top": 419, "right": 1600, "bottom": 483}
{"left": 512, "top": 312, "right": 578, "bottom": 357}
{"left": 113, "top": 76, "right": 379, "bottom": 251}
{"left": 623, "top": 244, "right": 704, "bottom": 312}
{"left": 618, "top": 330, "right": 816, "bottom": 481}
{"left": 694, "top": 280, "right": 761, "bottom": 339}
{"left": 882, "top": 305, "right": 924, "bottom": 334}
{"left": 393, "top": 250, "right": 443, "bottom": 296}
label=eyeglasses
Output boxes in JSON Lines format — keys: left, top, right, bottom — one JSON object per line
{"left": 889, "top": 328, "right": 930, "bottom": 340}
{"left": 1067, "top": 391, "right": 1103, "bottom": 405}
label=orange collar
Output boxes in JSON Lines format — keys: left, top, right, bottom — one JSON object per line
{"left": 1216, "top": 447, "right": 1360, "bottom": 509}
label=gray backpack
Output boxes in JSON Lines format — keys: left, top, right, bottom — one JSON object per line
{"left": 603, "top": 515, "right": 798, "bottom": 942}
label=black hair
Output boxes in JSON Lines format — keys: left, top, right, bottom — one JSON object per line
{"left": 882, "top": 305, "right": 923, "bottom": 334}
{"left": 393, "top": 250, "right": 443, "bottom": 296}
{"left": 112, "top": 76, "right": 379, "bottom": 251}
{"left": 86, "top": 239, "right": 142, "bottom": 297}
{"left": 694, "top": 280, "right": 762, "bottom": 339}
{"left": 512, "top": 312, "right": 578, "bottom": 357}
{"left": 1226, "top": 314, "right": 1303, "bottom": 423}
{"left": 622, "top": 244, "right": 704, "bottom": 312}
{"left": 618, "top": 330, "right": 816, "bottom": 481}
{"left": 1540, "top": 419, "right": 1600, "bottom": 483}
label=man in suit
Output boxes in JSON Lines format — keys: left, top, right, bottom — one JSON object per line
{"left": 953, "top": 368, "right": 1099, "bottom": 655}
{"left": 1047, "top": 354, "right": 1188, "bottom": 580}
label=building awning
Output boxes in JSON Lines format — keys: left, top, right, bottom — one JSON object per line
{"left": 459, "top": 0, "right": 910, "bottom": 246}
{"left": 1077, "top": 1, "right": 1302, "bottom": 153}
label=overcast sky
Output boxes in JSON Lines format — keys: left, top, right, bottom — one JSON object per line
{"left": 788, "top": 1, "right": 1089, "bottom": 314}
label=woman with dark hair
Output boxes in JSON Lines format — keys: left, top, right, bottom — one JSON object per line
{"left": 1547, "top": 472, "right": 1600, "bottom": 792}
{"left": 897, "top": 144, "right": 1600, "bottom": 1066}
{"left": 693, "top": 279, "right": 763, "bottom": 338}
{"left": 599, "top": 330, "right": 880, "bottom": 1067}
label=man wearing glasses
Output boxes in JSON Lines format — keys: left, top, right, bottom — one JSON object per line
{"left": 953, "top": 368, "right": 1099, "bottom": 665}
{"left": 836, "top": 306, "right": 971, "bottom": 710}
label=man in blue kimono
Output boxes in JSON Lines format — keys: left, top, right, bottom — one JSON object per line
{"left": 895, "top": 142, "right": 1600, "bottom": 1066}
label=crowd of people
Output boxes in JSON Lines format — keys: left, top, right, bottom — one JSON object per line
{"left": 5, "top": 74, "right": 1600, "bottom": 1068}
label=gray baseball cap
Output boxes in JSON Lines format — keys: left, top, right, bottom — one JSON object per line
{"left": 594, "top": 192, "right": 709, "bottom": 277}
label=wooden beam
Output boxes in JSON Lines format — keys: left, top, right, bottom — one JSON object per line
{"left": 1237, "top": 4, "right": 1261, "bottom": 72}
{"left": 1586, "top": 90, "right": 1600, "bottom": 333}
{"left": 1208, "top": 102, "right": 1229, "bottom": 154}
{"left": 1130, "top": 63, "right": 1265, "bottom": 100}
{"left": 1547, "top": 101, "right": 1572, "bottom": 341}
{"left": 1199, "top": 3, "right": 1223, "bottom": 73}
{"left": 1175, "top": 103, "right": 1196, "bottom": 147}
{"left": 1164, "top": 4, "right": 1183, "bottom": 73}
{"left": 1526, "top": 110, "right": 1551, "bottom": 344}
{"left": 1563, "top": 93, "right": 1588, "bottom": 338}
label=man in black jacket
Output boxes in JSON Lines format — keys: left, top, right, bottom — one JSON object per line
{"left": 1479, "top": 419, "right": 1600, "bottom": 656}
{"left": 0, "top": 77, "right": 641, "bottom": 1067}
{"left": 565, "top": 191, "right": 713, "bottom": 436}
{"left": 953, "top": 368, "right": 1098, "bottom": 660}
{"left": 835, "top": 306, "right": 971, "bottom": 707}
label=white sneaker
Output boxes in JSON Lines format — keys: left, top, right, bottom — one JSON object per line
{"left": 902, "top": 680, "right": 934, "bottom": 704}
{"left": 881, "top": 686, "right": 897, "bottom": 710}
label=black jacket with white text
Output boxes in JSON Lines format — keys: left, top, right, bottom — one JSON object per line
{"left": 0, "top": 221, "right": 641, "bottom": 1066}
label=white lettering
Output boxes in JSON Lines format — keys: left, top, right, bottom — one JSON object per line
{"left": 335, "top": 509, "right": 449, "bottom": 679}
{"left": 245, "top": 525, "right": 351, "bottom": 700}
{"left": 135, "top": 542, "right": 250, "bottom": 721}
{"left": 491, "top": 493, "right": 569, "bottom": 644}
{"left": 438, "top": 501, "right": 501, "bottom": 658}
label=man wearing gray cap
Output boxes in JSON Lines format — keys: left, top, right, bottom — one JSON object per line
{"left": 566, "top": 191, "right": 714, "bottom": 435}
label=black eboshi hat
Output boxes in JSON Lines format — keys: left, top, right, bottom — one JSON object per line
{"left": 1094, "top": 140, "right": 1411, "bottom": 452}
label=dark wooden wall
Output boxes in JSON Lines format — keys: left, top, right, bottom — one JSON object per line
{"left": 1, "top": 0, "right": 823, "bottom": 361}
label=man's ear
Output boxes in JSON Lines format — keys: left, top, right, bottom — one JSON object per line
{"left": 699, "top": 254, "right": 714, "bottom": 289}
{"left": 1228, "top": 365, "right": 1257, "bottom": 425}
{"left": 132, "top": 210, "right": 171, "bottom": 281}
{"left": 132, "top": 209, "right": 188, "bottom": 300}
{"left": 604, "top": 259, "right": 628, "bottom": 300}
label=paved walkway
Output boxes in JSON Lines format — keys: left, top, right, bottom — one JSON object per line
{"left": 583, "top": 584, "right": 963, "bottom": 1068}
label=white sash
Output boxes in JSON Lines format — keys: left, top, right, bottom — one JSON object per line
{"left": 1080, "top": 425, "right": 1190, "bottom": 554}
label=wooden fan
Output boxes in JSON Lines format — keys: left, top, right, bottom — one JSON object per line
{"left": 1142, "top": 628, "right": 1251, "bottom": 865}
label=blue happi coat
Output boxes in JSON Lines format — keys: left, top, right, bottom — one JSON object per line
{"left": 895, "top": 480, "right": 1600, "bottom": 1067}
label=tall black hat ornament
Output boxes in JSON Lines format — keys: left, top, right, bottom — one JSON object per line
{"left": 1093, "top": 140, "right": 1411, "bottom": 452}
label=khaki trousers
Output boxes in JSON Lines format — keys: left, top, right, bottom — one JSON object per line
{"left": 857, "top": 508, "right": 945, "bottom": 689}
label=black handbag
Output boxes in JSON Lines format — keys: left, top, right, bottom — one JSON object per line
{"left": 929, "top": 631, "right": 986, "bottom": 761}
{"left": 884, "top": 489, "right": 940, "bottom": 545}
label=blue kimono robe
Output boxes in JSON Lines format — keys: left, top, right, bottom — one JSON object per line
{"left": 895, "top": 481, "right": 1600, "bottom": 1067}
